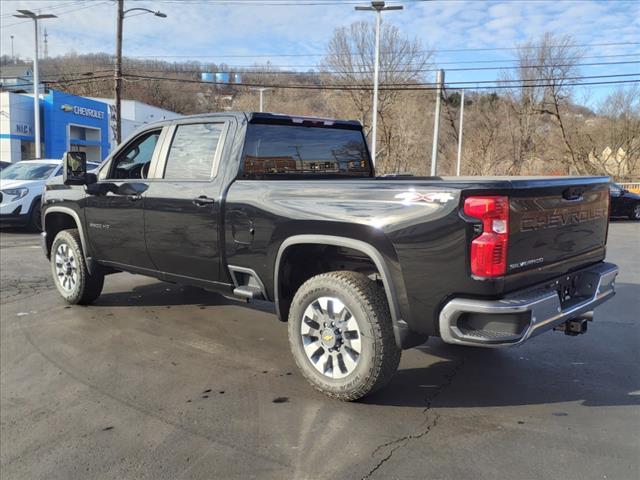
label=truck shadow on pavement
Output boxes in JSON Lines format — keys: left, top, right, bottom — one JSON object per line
{"left": 364, "top": 281, "right": 640, "bottom": 410}
{"left": 364, "top": 341, "right": 640, "bottom": 410}
{"left": 94, "top": 279, "right": 276, "bottom": 314}
{"left": 93, "top": 278, "right": 639, "bottom": 411}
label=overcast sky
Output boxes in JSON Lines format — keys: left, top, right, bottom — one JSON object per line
{"left": 1, "top": 0, "right": 639, "bottom": 105}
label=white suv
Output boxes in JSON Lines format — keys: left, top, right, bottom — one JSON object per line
{"left": 0, "top": 159, "right": 100, "bottom": 231}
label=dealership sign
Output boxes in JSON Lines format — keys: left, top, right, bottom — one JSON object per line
{"left": 60, "top": 104, "right": 105, "bottom": 120}
{"left": 15, "top": 123, "right": 33, "bottom": 135}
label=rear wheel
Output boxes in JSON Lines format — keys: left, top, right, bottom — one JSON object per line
{"left": 287, "top": 271, "right": 401, "bottom": 401}
{"left": 631, "top": 203, "right": 640, "bottom": 221}
{"left": 51, "top": 229, "right": 104, "bottom": 304}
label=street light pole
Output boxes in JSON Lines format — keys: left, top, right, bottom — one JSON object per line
{"left": 430, "top": 69, "right": 444, "bottom": 176}
{"left": 250, "top": 87, "right": 271, "bottom": 112}
{"left": 13, "top": 10, "right": 57, "bottom": 159}
{"left": 371, "top": 8, "right": 381, "bottom": 165}
{"left": 114, "top": 2, "right": 167, "bottom": 145}
{"left": 456, "top": 89, "right": 465, "bottom": 176}
{"left": 355, "top": 1, "right": 402, "bottom": 167}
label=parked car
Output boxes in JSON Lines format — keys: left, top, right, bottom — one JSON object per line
{"left": 41, "top": 112, "right": 618, "bottom": 400}
{"left": 609, "top": 182, "right": 640, "bottom": 220}
{"left": 1, "top": 159, "right": 100, "bottom": 231}
{"left": 0, "top": 161, "right": 11, "bottom": 171}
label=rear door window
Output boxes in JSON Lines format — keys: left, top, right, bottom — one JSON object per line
{"left": 242, "top": 123, "right": 372, "bottom": 177}
{"left": 163, "top": 123, "right": 224, "bottom": 180}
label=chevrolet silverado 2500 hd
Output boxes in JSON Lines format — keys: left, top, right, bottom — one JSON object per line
{"left": 41, "top": 112, "right": 619, "bottom": 400}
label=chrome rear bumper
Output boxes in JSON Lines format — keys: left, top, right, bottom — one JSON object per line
{"left": 439, "top": 262, "right": 618, "bottom": 347}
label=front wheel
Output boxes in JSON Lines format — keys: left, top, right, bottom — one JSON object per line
{"left": 51, "top": 229, "right": 104, "bottom": 304}
{"left": 630, "top": 203, "right": 640, "bottom": 221}
{"left": 287, "top": 271, "right": 401, "bottom": 401}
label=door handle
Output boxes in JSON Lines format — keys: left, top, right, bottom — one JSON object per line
{"left": 127, "top": 194, "right": 142, "bottom": 202}
{"left": 192, "top": 195, "right": 215, "bottom": 207}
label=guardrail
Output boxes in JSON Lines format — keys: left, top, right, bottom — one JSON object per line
{"left": 619, "top": 183, "right": 640, "bottom": 194}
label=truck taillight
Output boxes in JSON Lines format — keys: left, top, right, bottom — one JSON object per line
{"left": 464, "top": 196, "right": 509, "bottom": 277}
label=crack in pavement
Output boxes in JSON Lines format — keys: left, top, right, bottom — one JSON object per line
{"left": 361, "top": 356, "right": 467, "bottom": 480}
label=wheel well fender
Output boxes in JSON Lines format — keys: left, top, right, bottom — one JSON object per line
{"left": 274, "top": 235, "right": 419, "bottom": 349}
{"left": 43, "top": 207, "right": 94, "bottom": 274}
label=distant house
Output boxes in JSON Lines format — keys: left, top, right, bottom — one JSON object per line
{"left": 589, "top": 146, "right": 630, "bottom": 177}
{"left": 0, "top": 65, "right": 36, "bottom": 93}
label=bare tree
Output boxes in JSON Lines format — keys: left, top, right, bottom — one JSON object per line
{"left": 323, "top": 21, "right": 433, "bottom": 172}
{"left": 503, "top": 33, "right": 585, "bottom": 174}
{"left": 577, "top": 86, "right": 640, "bottom": 179}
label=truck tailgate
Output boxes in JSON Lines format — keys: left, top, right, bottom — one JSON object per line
{"left": 508, "top": 182, "right": 609, "bottom": 274}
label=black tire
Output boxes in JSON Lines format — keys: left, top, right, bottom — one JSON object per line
{"left": 28, "top": 199, "right": 42, "bottom": 232}
{"left": 630, "top": 203, "right": 640, "bottom": 221}
{"left": 287, "top": 271, "right": 401, "bottom": 401}
{"left": 51, "top": 229, "right": 104, "bottom": 305}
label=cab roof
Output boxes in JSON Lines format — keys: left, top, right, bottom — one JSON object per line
{"left": 143, "top": 112, "right": 362, "bottom": 129}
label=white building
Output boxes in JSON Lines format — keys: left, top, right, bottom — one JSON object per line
{"left": 88, "top": 97, "right": 181, "bottom": 149}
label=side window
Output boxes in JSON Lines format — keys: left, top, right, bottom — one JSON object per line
{"left": 109, "top": 130, "right": 161, "bottom": 180}
{"left": 164, "top": 123, "right": 224, "bottom": 180}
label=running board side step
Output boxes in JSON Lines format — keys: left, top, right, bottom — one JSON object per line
{"left": 228, "top": 265, "right": 267, "bottom": 301}
{"left": 233, "top": 285, "right": 264, "bottom": 299}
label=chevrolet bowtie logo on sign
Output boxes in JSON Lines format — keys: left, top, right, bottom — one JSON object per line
{"left": 60, "top": 104, "right": 74, "bottom": 112}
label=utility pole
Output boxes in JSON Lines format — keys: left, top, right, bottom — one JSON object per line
{"left": 13, "top": 10, "right": 57, "bottom": 159}
{"left": 355, "top": 1, "right": 403, "bottom": 167}
{"left": 114, "top": 2, "right": 166, "bottom": 145}
{"left": 114, "top": 0, "right": 124, "bottom": 145}
{"left": 44, "top": 29, "right": 49, "bottom": 59}
{"left": 10, "top": 36, "right": 15, "bottom": 61}
{"left": 430, "top": 69, "right": 444, "bottom": 176}
{"left": 456, "top": 89, "right": 465, "bottom": 176}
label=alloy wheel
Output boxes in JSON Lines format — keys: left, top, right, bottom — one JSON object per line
{"left": 300, "top": 296, "right": 362, "bottom": 379}
{"left": 54, "top": 243, "right": 78, "bottom": 292}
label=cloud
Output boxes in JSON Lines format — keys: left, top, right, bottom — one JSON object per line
{"left": 2, "top": 0, "right": 638, "bottom": 62}
{"left": 1, "top": 0, "right": 637, "bottom": 105}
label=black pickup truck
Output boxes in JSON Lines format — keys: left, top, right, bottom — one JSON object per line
{"left": 42, "top": 112, "right": 619, "bottom": 400}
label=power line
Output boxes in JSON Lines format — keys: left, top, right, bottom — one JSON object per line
{"left": 117, "top": 71, "right": 640, "bottom": 85}
{"left": 119, "top": 59, "right": 640, "bottom": 74}
{"left": 121, "top": 72, "right": 640, "bottom": 91}
{"left": 0, "top": 0, "right": 87, "bottom": 19}
{"left": 25, "top": 58, "right": 640, "bottom": 77}
{"left": 21, "top": 51, "right": 639, "bottom": 71}
{"left": 7, "top": 72, "right": 636, "bottom": 94}
{"left": 8, "top": 75, "right": 113, "bottom": 89}
{"left": 1, "top": 1, "right": 111, "bottom": 29}
{"left": 27, "top": 69, "right": 640, "bottom": 87}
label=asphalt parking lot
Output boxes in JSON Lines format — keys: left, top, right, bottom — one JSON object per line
{"left": 1, "top": 223, "right": 638, "bottom": 480}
